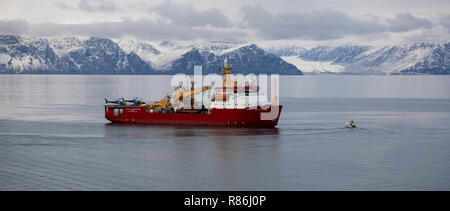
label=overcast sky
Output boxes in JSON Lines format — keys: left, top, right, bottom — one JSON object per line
{"left": 0, "top": 0, "right": 449, "bottom": 47}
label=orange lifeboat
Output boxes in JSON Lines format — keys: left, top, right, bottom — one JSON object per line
{"left": 215, "top": 93, "right": 229, "bottom": 101}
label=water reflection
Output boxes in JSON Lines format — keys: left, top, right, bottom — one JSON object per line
{"left": 104, "top": 123, "right": 280, "bottom": 138}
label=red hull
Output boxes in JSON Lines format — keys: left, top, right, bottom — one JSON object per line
{"left": 105, "top": 105, "right": 282, "bottom": 127}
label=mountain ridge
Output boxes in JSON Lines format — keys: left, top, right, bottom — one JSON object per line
{"left": 0, "top": 35, "right": 301, "bottom": 75}
{"left": 1, "top": 35, "right": 449, "bottom": 75}
{"left": 268, "top": 42, "right": 450, "bottom": 75}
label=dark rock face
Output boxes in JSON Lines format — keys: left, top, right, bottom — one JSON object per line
{"left": 169, "top": 44, "right": 302, "bottom": 75}
{"left": 0, "top": 36, "right": 154, "bottom": 74}
{"left": 63, "top": 38, "right": 154, "bottom": 74}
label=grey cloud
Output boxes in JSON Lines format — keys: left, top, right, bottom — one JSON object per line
{"left": 56, "top": 0, "right": 116, "bottom": 12}
{"left": 439, "top": 14, "right": 450, "bottom": 33}
{"left": 241, "top": 4, "right": 434, "bottom": 40}
{"left": 150, "top": 1, "right": 231, "bottom": 27}
{"left": 78, "top": 0, "right": 116, "bottom": 12}
{"left": 387, "top": 13, "right": 432, "bottom": 32}
{"left": 3, "top": 2, "right": 441, "bottom": 42}
{"left": 0, "top": 18, "right": 248, "bottom": 41}
{"left": 55, "top": 2, "right": 75, "bottom": 10}
{"left": 0, "top": 19, "right": 30, "bottom": 35}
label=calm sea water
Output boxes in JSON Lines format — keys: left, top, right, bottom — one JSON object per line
{"left": 0, "top": 75, "right": 449, "bottom": 190}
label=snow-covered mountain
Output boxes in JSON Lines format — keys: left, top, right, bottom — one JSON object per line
{"left": 265, "top": 46, "right": 306, "bottom": 57}
{"left": 269, "top": 42, "right": 450, "bottom": 75}
{"left": 167, "top": 44, "right": 301, "bottom": 75}
{"left": 0, "top": 35, "right": 154, "bottom": 74}
{"left": 2, "top": 34, "right": 448, "bottom": 75}
{"left": 115, "top": 40, "right": 249, "bottom": 72}
{"left": 0, "top": 35, "right": 59, "bottom": 73}
{"left": 0, "top": 35, "right": 301, "bottom": 75}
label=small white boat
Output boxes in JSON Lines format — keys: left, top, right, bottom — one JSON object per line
{"left": 345, "top": 121, "right": 356, "bottom": 128}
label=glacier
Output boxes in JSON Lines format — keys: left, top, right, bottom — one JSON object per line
{"left": 269, "top": 42, "right": 450, "bottom": 75}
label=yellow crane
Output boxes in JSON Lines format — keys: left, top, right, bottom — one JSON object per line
{"left": 171, "top": 86, "right": 211, "bottom": 107}
{"left": 148, "top": 86, "right": 211, "bottom": 112}
{"left": 180, "top": 86, "right": 211, "bottom": 101}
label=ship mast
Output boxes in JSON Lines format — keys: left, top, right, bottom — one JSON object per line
{"left": 190, "top": 77, "right": 195, "bottom": 108}
{"left": 250, "top": 70, "right": 255, "bottom": 86}
{"left": 222, "top": 58, "right": 234, "bottom": 88}
{"left": 272, "top": 78, "right": 278, "bottom": 106}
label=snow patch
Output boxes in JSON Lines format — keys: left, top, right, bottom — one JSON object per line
{"left": 281, "top": 56, "right": 344, "bottom": 73}
{"left": 49, "top": 37, "right": 83, "bottom": 57}
{"left": 151, "top": 48, "right": 194, "bottom": 70}
{"left": 0, "top": 53, "right": 8, "bottom": 64}
{"left": 378, "top": 47, "right": 433, "bottom": 73}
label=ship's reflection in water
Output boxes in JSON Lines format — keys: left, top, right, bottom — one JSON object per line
{"left": 104, "top": 123, "right": 281, "bottom": 190}
{"left": 104, "top": 123, "right": 280, "bottom": 138}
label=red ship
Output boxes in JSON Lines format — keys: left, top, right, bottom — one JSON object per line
{"left": 104, "top": 59, "right": 282, "bottom": 127}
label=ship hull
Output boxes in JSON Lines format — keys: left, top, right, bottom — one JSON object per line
{"left": 105, "top": 105, "right": 282, "bottom": 127}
